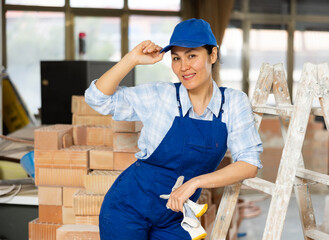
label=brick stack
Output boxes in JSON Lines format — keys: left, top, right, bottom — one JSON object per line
{"left": 29, "top": 96, "right": 142, "bottom": 240}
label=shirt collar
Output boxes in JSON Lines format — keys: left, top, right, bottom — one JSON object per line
{"left": 179, "top": 81, "right": 222, "bottom": 118}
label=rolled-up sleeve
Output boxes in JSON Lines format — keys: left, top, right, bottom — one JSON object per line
{"left": 84, "top": 80, "right": 158, "bottom": 122}
{"left": 226, "top": 90, "right": 263, "bottom": 169}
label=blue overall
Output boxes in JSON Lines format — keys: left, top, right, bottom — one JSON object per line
{"left": 99, "top": 84, "right": 228, "bottom": 240}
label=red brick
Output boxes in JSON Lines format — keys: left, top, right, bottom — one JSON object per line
{"left": 72, "top": 114, "right": 112, "bottom": 125}
{"left": 35, "top": 146, "right": 93, "bottom": 169}
{"left": 38, "top": 186, "right": 62, "bottom": 206}
{"left": 73, "top": 190, "right": 104, "bottom": 216}
{"left": 73, "top": 125, "right": 87, "bottom": 145}
{"left": 75, "top": 216, "right": 99, "bottom": 226}
{"left": 71, "top": 96, "right": 100, "bottom": 115}
{"left": 83, "top": 170, "right": 121, "bottom": 194}
{"left": 56, "top": 224, "right": 100, "bottom": 240}
{"left": 39, "top": 205, "right": 63, "bottom": 224}
{"left": 112, "top": 120, "right": 143, "bottom": 132}
{"left": 86, "top": 126, "right": 113, "bottom": 147}
{"left": 34, "top": 125, "right": 73, "bottom": 150}
{"left": 29, "top": 218, "right": 61, "bottom": 240}
{"left": 113, "top": 152, "right": 137, "bottom": 171}
{"left": 35, "top": 167, "right": 88, "bottom": 187}
{"left": 62, "top": 207, "right": 76, "bottom": 224}
{"left": 89, "top": 147, "right": 114, "bottom": 170}
{"left": 113, "top": 132, "right": 139, "bottom": 152}
{"left": 62, "top": 133, "right": 73, "bottom": 148}
{"left": 63, "top": 187, "right": 82, "bottom": 207}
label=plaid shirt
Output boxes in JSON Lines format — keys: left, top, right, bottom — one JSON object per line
{"left": 85, "top": 80, "right": 263, "bottom": 168}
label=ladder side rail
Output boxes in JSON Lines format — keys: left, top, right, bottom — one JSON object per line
{"left": 274, "top": 63, "right": 317, "bottom": 239}
{"left": 210, "top": 183, "right": 242, "bottom": 240}
{"left": 262, "top": 63, "right": 317, "bottom": 240}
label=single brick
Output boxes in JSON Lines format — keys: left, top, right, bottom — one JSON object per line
{"left": 62, "top": 133, "right": 73, "bottom": 148}
{"left": 29, "top": 218, "right": 61, "bottom": 240}
{"left": 83, "top": 170, "right": 121, "bottom": 194}
{"left": 72, "top": 114, "right": 112, "bottom": 126}
{"left": 57, "top": 145, "right": 93, "bottom": 169}
{"left": 34, "top": 124, "right": 73, "bottom": 150}
{"left": 35, "top": 167, "right": 88, "bottom": 187}
{"left": 35, "top": 146, "right": 92, "bottom": 169}
{"left": 73, "top": 189, "right": 104, "bottom": 216}
{"left": 75, "top": 216, "right": 99, "bottom": 226}
{"left": 73, "top": 125, "right": 88, "bottom": 145}
{"left": 86, "top": 126, "right": 113, "bottom": 147}
{"left": 39, "top": 205, "right": 63, "bottom": 224}
{"left": 34, "top": 149, "right": 54, "bottom": 168}
{"left": 112, "top": 120, "right": 143, "bottom": 133}
{"left": 71, "top": 96, "right": 100, "bottom": 115}
{"left": 89, "top": 147, "right": 114, "bottom": 170}
{"left": 63, "top": 187, "right": 83, "bottom": 207}
{"left": 56, "top": 224, "right": 100, "bottom": 240}
{"left": 38, "top": 186, "right": 62, "bottom": 206}
{"left": 62, "top": 207, "right": 76, "bottom": 224}
{"left": 113, "top": 152, "right": 137, "bottom": 171}
{"left": 113, "top": 132, "right": 139, "bottom": 152}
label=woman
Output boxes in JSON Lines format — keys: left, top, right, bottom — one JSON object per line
{"left": 85, "top": 18, "right": 263, "bottom": 240}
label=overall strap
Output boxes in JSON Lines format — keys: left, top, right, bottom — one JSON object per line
{"left": 218, "top": 87, "right": 226, "bottom": 118}
{"left": 174, "top": 83, "right": 183, "bottom": 117}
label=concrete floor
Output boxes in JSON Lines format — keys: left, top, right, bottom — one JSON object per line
{"left": 237, "top": 191, "right": 329, "bottom": 239}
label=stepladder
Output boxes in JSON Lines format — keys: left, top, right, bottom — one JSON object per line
{"left": 210, "top": 62, "right": 329, "bottom": 240}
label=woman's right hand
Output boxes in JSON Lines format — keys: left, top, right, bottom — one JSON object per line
{"left": 127, "top": 40, "right": 165, "bottom": 66}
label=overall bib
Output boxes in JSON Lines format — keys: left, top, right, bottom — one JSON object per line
{"left": 99, "top": 83, "right": 228, "bottom": 240}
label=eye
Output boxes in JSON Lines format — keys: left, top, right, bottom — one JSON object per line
{"left": 188, "top": 54, "right": 196, "bottom": 59}
{"left": 172, "top": 57, "right": 180, "bottom": 61}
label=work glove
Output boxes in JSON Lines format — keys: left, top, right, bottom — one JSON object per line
{"left": 160, "top": 176, "right": 208, "bottom": 240}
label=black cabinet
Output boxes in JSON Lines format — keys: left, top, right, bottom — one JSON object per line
{"left": 41, "top": 61, "right": 134, "bottom": 124}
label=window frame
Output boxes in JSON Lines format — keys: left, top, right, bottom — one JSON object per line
{"left": 230, "top": 0, "right": 329, "bottom": 98}
{"left": 2, "top": 0, "right": 182, "bottom": 67}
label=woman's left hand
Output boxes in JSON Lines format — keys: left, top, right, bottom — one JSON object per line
{"left": 167, "top": 178, "right": 199, "bottom": 212}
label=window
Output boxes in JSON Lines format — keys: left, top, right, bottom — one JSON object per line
{"left": 5, "top": 0, "right": 64, "bottom": 7}
{"left": 128, "top": 0, "right": 180, "bottom": 11}
{"left": 74, "top": 17, "right": 121, "bottom": 61}
{"left": 129, "top": 15, "right": 180, "bottom": 85}
{"left": 70, "top": 0, "right": 123, "bottom": 9}
{"left": 249, "top": 0, "right": 290, "bottom": 14}
{"left": 294, "top": 22, "right": 329, "bottom": 100}
{"left": 296, "top": 0, "right": 329, "bottom": 16}
{"left": 6, "top": 11, "right": 65, "bottom": 114}
{"left": 3, "top": 1, "right": 181, "bottom": 115}
{"left": 220, "top": 21, "right": 243, "bottom": 90}
{"left": 249, "top": 24, "right": 288, "bottom": 97}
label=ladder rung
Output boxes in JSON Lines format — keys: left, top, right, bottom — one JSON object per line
{"left": 311, "top": 107, "right": 324, "bottom": 117}
{"left": 306, "top": 229, "right": 329, "bottom": 240}
{"left": 242, "top": 177, "right": 275, "bottom": 195}
{"left": 296, "top": 168, "right": 329, "bottom": 186}
{"left": 252, "top": 105, "right": 294, "bottom": 117}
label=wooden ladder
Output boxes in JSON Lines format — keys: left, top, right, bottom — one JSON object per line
{"left": 210, "top": 62, "right": 329, "bottom": 240}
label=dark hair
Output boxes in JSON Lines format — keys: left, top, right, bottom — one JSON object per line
{"left": 203, "top": 44, "right": 220, "bottom": 84}
{"left": 203, "top": 45, "right": 220, "bottom": 68}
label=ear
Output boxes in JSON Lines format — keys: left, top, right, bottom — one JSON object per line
{"left": 210, "top": 46, "right": 218, "bottom": 64}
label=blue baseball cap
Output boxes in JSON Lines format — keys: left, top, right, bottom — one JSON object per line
{"left": 160, "top": 18, "right": 217, "bottom": 53}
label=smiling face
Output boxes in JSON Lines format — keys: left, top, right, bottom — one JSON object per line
{"left": 171, "top": 46, "right": 217, "bottom": 92}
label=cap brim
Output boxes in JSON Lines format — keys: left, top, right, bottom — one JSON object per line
{"left": 160, "top": 41, "right": 207, "bottom": 53}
